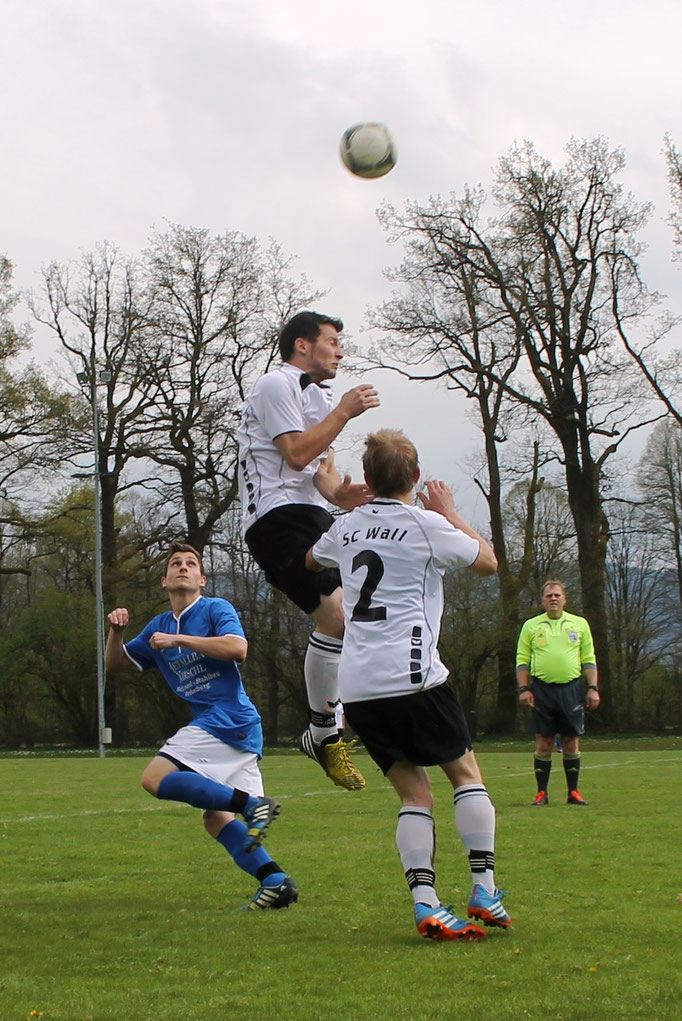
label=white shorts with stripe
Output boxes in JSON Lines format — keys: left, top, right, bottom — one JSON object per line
{"left": 158, "top": 724, "right": 264, "bottom": 796}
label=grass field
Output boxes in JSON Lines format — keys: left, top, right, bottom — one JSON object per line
{"left": 1, "top": 743, "right": 681, "bottom": 1021}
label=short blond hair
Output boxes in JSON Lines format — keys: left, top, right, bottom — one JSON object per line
{"left": 362, "top": 429, "right": 419, "bottom": 498}
{"left": 542, "top": 579, "right": 566, "bottom": 596}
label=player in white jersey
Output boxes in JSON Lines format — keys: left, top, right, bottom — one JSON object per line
{"left": 237, "top": 311, "right": 379, "bottom": 791}
{"left": 306, "top": 429, "right": 512, "bottom": 942}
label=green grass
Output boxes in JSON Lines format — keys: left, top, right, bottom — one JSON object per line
{"left": 1, "top": 747, "right": 681, "bottom": 1021}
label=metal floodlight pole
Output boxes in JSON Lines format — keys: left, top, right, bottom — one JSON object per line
{"left": 91, "top": 370, "right": 107, "bottom": 759}
{"left": 78, "top": 360, "right": 108, "bottom": 758}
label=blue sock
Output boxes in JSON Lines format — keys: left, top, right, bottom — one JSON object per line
{"left": 217, "top": 820, "right": 286, "bottom": 884}
{"left": 157, "top": 771, "right": 239, "bottom": 812}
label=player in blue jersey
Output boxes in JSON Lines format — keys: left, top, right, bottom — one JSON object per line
{"left": 105, "top": 540, "right": 298, "bottom": 911}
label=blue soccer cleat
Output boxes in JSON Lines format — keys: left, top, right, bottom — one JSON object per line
{"left": 241, "top": 875, "right": 299, "bottom": 911}
{"left": 467, "top": 884, "right": 512, "bottom": 928}
{"left": 242, "top": 795, "right": 281, "bottom": 852}
{"left": 414, "top": 903, "right": 486, "bottom": 942}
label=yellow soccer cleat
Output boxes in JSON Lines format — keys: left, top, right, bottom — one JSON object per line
{"left": 299, "top": 730, "right": 366, "bottom": 790}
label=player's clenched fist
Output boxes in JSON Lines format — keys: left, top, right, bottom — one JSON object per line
{"left": 339, "top": 384, "right": 380, "bottom": 420}
{"left": 107, "top": 607, "right": 129, "bottom": 631}
{"left": 149, "top": 632, "right": 177, "bottom": 650}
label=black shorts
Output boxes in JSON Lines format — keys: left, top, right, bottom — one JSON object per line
{"left": 245, "top": 504, "right": 342, "bottom": 615}
{"left": 344, "top": 682, "right": 472, "bottom": 775}
{"left": 531, "top": 677, "right": 585, "bottom": 738}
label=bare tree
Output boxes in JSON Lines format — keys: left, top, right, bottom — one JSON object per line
{"left": 607, "top": 135, "right": 682, "bottom": 425}
{"left": 131, "top": 223, "right": 322, "bottom": 551}
{"left": 367, "top": 193, "right": 543, "bottom": 730}
{"left": 29, "top": 244, "right": 158, "bottom": 602}
{"left": 369, "top": 138, "right": 666, "bottom": 718}
{"left": 606, "top": 500, "right": 675, "bottom": 728}
{"left": 637, "top": 419, "right": 682, "bottom": 612}
{"left": 503, "top": 477, "right": 579, "bottom": 598}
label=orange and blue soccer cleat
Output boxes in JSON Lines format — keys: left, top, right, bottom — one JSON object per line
{"left": 414, "top": 903, "right": 486, "bottom": 942}
{"left": 467, "top": 885, "right": 512, "bottom": 928}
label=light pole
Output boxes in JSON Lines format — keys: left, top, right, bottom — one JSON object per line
{"left": 76, "top": 364, "right": 112, "bottom": 758}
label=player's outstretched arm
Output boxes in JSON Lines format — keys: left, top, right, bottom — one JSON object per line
{"left": 417, "top": 480, "right": 498, "bottom": 576}
{"left": 274, "top": 384, "right": 379, "bottom": 472}
{"left": 105, "top": 607, "right": 132, "bottom": 672}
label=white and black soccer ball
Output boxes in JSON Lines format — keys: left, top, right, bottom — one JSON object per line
{"left": 339, "top": 122, "right": 397, "bottom": 179}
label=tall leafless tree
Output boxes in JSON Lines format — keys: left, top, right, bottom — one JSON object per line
{"left": 637, "top": 419, "right": 682, "bottom": 613}
{"left": 368, "top": 138, "right": 667, "bottom": 719}
{"left": 29, "top": 244, "right": 158, "bottom": 602}
{"left": 131, "top": 223, "right": 322, "bottom": 551}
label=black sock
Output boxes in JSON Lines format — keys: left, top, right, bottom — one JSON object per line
{"left": 534, "top": 755, "right": 552, "bottom": 792}
{"left": 563, "top": 755, "right": 581, "bottom": 792}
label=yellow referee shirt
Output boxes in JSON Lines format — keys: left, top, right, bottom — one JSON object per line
{"left": 515, "top": 611, "right": 596, "bottom": 684}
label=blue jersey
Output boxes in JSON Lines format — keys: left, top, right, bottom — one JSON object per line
{"left": 124, "top": 595, "right": 263, "bottom": 756}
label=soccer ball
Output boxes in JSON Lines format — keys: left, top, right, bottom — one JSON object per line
{"left": 339, "top": 122, "right": 397, "bottom": 179}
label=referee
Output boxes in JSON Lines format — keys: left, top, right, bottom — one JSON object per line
{"left": 516, "top": 580, "right": 600, "bottom": 806}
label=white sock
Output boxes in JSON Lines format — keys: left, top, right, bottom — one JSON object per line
{"left": 305, "top": 633, "right": 342, "bottom": 744}
{"left": 396, "top": 806, "right": 440, "bottom": 908}
{"left": 453, "top": 784, "right": 496, "bottom": 895}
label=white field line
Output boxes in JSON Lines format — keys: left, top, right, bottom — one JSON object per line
{"left": 482, "top": 754, "right": 682, "bottom": 780}
{"left": 0, "top": 789, "right": 341, "bottom": 825}
{"left": 1, "top": 755, "right": 680, "bottom": 825}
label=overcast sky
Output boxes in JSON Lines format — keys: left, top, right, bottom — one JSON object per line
{"left": 2, "top": 0, "right": 681, "bottom": 512}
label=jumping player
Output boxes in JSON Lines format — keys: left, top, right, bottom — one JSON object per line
{"left": 306, "top": 429, "right": 511, "bottom": 941}
{"left": 237, "top": 310, "right": 379, "bottom": 791}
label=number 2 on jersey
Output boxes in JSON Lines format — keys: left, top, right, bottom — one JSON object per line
{"left": 351, "top": 550, "right": 387, "bottom": 621}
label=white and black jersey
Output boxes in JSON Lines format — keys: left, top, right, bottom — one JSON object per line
{"left": 237, "top": 363, "right": 333, "bottom": 533}
{"left": 312, "top": 499, "right": 480, "bottom": 702}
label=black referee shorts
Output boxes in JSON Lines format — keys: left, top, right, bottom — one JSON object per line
{"left": 245, "top": 504, "right": 341, "bottom": 614}
{"left": 531, "top": 677, "right": 585, "bottom": 738}
{"left": 344, "top": 682, "right": 472, "bottom": 775}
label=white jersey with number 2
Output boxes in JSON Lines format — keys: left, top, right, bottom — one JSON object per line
{"left": 312, "top": 499, "right": 480, "bottom": 703}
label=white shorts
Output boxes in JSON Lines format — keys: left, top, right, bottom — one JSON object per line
{"left": 158, "top": 724, "right": 264, "bottom": 796}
